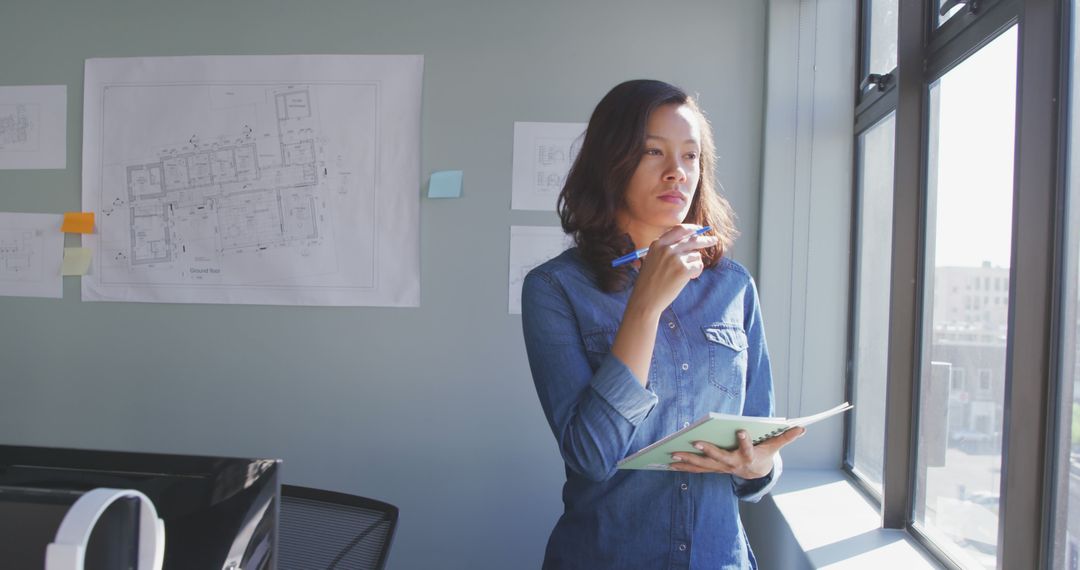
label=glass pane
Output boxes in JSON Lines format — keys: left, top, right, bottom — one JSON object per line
{"left": 849, "top": 112, "right": 896, "bottom": 493}
{"left": 867, "top": 0, "right": 898, "bottom": 79}
{"left": 937, "top": 0, "right": 964, "bottom": 27}
{"left": 915, "top": 25, "right": 1017, "bottom": 569}
{"left": 1058, "top": 2, "right": 1080, "bottom": 568}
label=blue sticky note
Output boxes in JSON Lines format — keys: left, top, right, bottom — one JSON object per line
{"left": 428, "top": 170, "right": 463, "bottom": 199}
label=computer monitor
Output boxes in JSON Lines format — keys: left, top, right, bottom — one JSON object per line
{"left": 0, "top": 444, "right": 281, "bottom": 570}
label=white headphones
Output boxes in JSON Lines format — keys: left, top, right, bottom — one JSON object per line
{"left": 44, "top": 488, "right": 165, "bottom": 570}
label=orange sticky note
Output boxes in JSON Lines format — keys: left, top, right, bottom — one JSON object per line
{"left": 61, "top": 212, "right": 94, "bottom": 234}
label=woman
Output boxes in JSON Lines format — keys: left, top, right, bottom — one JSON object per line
{"left": 521, "top": 79, "right": 804, "bottom": 569}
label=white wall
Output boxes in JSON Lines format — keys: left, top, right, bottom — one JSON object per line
{"left": 757, "top": 0, "right": 857, "bottom": 469}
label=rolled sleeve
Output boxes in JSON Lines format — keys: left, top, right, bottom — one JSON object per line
{"left": 589, "top": 354, "right": 658, "bottom": 426}
{"left": 522, "top": 268, "right": 658, "bottom": 481}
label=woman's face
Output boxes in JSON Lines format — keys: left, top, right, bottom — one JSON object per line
{"left": 617, "top": 103, "right": 702, "bottom": 247}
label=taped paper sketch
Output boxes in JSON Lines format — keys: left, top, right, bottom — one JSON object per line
{"left": 0, "top": 212, "right": 63, "bottom": 298}
{"left": 511, "top": 122, "right": 586, "bottom": 211}
{"left": 0, "top": 85, "right": 66, "bottom": 169}
{"left": 82, "top": 55, "right": 422, "bottom": 306}
{"left": 508, "top": 225, "right": 574, "bottom": 314}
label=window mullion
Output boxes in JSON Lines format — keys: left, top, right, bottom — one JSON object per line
{"left": 881, "top": 0, "right": 930, "bottom": 531}
{"left": 1049, "top": 3, "right": 1080, "bottom": 565}
{"left": 999, "top": 0, "right": 1064, "bottom": 568}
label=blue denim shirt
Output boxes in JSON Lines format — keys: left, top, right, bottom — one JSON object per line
{"left": 521, "top": 248, "right": 779, "bottom": 570}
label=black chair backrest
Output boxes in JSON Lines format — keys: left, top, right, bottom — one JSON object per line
{"left": 278, "top": 484, "right": 399, "bottom": 570}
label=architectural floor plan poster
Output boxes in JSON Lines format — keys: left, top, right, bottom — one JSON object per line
{"left": 0, "top": 212, "right": 63, "bottom": 299}
{"left": 81, "top": 55, "right": 422, "bottom": 306}
{"left": 0, "top": 85, "right": 67, "bottom": 170}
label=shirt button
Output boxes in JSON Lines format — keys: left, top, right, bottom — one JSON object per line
{"left": 678, "top": 544, "right": 687, "bottom": 552}
{"left": 680, "top": 483, "right": 688, "bottom": 491}
{"left": 681, "top": 363, "right": 689, "bottom": 371}
{"left": 668, "top": 321, "right": 676, "bottom": 329}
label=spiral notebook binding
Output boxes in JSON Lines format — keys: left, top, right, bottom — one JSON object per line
{"left": 753, "top": 426, "right": 791, "bottom": 445}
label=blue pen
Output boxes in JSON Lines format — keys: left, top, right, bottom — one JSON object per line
{"left": 611, "top": 226, "right": 713, "bottom": 267}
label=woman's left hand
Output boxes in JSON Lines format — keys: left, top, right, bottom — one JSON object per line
{"left": 668, "top": 426, "right": 806, "bottom": 479}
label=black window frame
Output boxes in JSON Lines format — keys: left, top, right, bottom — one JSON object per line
{"left": 846, "top": 0, "right": 1069, "bottom": 567}
{"left": 1046, "top": 1, "right": 1079, "bottom": 568}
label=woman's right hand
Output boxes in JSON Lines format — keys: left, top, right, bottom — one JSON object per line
{"left": 611, "top": 224, "right": 717, "bottom": 387}
{"left": 628, "top": 224, "right": 717, "bottom": 317}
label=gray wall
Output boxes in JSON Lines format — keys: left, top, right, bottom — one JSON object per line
{"left": 0, "top": 1, "right": 768, "bottom": 568}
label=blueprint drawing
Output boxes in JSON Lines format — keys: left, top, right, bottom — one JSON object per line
{"left": 82, "top": 55, "right": 423, "bottom": 306}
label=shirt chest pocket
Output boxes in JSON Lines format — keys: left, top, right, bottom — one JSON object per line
{"left": 702, "top": 323, "right": 748, "bottom": 399}
{"left": 582, "top": 329, "right": 618, "bottom": 372}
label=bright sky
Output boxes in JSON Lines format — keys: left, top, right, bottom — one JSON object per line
{"left": 932, "top": 26, "right": 1018, "bottom": 269}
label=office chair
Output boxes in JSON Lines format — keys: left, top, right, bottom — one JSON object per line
{"left": 278, "top": 485, "right": 399, "bottom": 570}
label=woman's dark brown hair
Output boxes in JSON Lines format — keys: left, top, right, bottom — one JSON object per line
{"left": 557, "top": 79, "right": 738, "bottom": 292}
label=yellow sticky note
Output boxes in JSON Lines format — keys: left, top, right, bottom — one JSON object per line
{"left": 62, "top": 247, "right": 92, "bottom": 276}
{"left": 61, "top": 212, "right": 95, "bottom": 234}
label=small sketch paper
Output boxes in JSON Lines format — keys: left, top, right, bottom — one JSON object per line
{"left": 0, "top": 85, "right": 67, "bottom": 170}
{"left": 81, "top": 55, "right": 423, "bottom": 306}
{"left": 511, "top": 122, "right": 586, "bottom": 211}
{"left": 508, "top": 225, "right": 574, "bottom": 314}
{"left": 428, "top": 170, "right": 462, "bottom": 198}
{"left": 0, "top": 212, "right": 63, "bottom": 298}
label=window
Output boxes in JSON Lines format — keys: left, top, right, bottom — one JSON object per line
{"left": 952, "top": 367, "right": 967, "bottom": 391}
{"left": 849, "top": 1, "right": 1063, "bottom": 567}
{"left": 848, "top": 0, "right": 900, "bottom": 497}
{"left": 914, "top": 26, "right": 1017, "bottom": 568}
{"left": 848, "top": 112, "right": 896, "bottom": 493}
{"left": 978, "top": 369, "right": 993, "bottom": 393}
{"left": 866, "top": 0, "right": 898, "bottom": 80}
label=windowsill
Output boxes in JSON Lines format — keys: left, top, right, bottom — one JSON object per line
{"left": 742, "top": 469, "right": 944, "bottom": 569}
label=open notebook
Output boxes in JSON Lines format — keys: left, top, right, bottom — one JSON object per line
{"left": 617, "top": 402, "right": 853, "bottom": 471}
